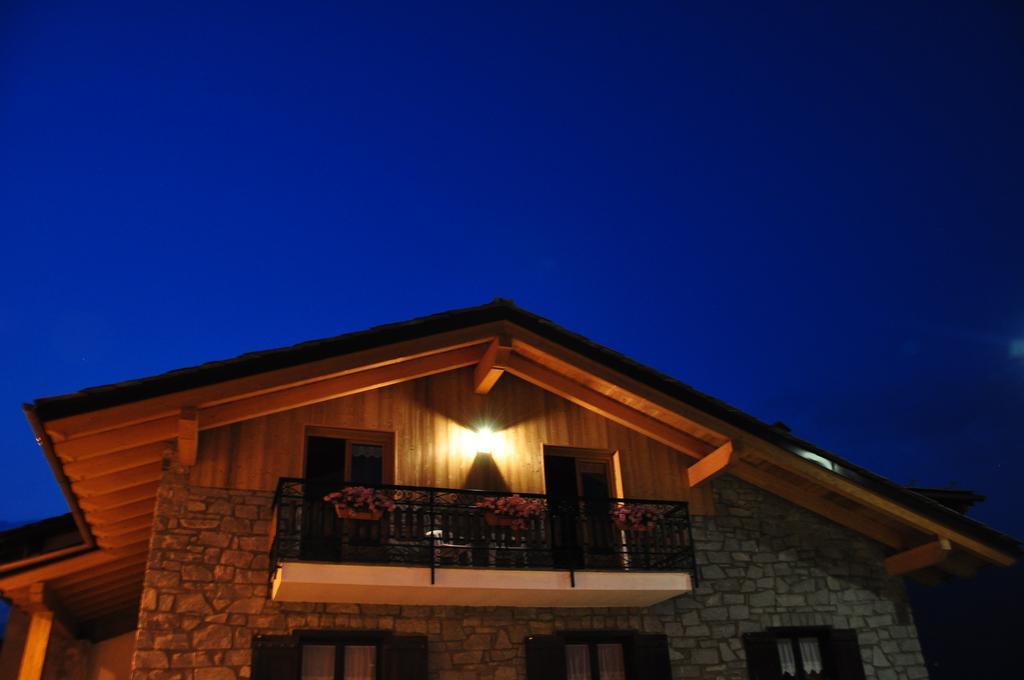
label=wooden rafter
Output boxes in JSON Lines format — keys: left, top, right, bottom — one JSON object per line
{"left": 71, "top": 462, "right": 162, "bottom": 498}
{"left": 178, "top": 408, "right": 199, "bottom": 466}
{"left": 687, "top": 441, "right": 734, "bottom": 488}
{"left": 62, "top": 442, "right": 166, "bottom": 481}
{"left": 78, "top": 482, "right": 159, "bottom": 512}
{"left": 473, "top": 338, "right": 511, "bottom": 394}
{"left": 504, "top": 354, "right": 711, "bottom": 459}
{"left": 885, "top": 539, "right": 953, "bottom": 577}
{"left": 730, "top": 462, "right": 907, "bottom": 549}
{"left": 89, "top": 499, "right": 156, "bottom": 525}
{"left": 54, "top": 344, "right": 486, "bottom": 461}
{"left": 90, "top": 515, "right": 153, "bottom": 538}
{"left": 45, "top": 328, "right": 504, "bottom": 441}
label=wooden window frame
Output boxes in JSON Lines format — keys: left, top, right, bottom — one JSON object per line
{"left": 768, "top": 627, "right": 830, "bottom": 680}
{"left": 302, "top": 427, "right": 396, "bottom": 485}
{"left": 560, "top": 631, "right": 635, "bottom": 680}
{"left": 542, "top": 445, "right": 625, "bottom": 498}
{"left": 297, "top": 630, "right": 386, "bottom": 680}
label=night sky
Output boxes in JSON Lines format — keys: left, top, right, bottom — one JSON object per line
{"left": 1, "top": 1, "right": 1021, "bottom": 675}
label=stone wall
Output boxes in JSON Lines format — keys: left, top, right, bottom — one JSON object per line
{"left": 129, "top": 459, "right": 928, "bottom": 680}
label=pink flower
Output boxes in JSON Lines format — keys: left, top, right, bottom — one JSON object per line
{"left": 324, "top": 486, "right": 396, "bottom": 513}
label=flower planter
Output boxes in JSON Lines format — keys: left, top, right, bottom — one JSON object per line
{"left": 614, "top": 518, "right": 653, "bottom": 532}
{"left": 484, "top": 511, "right": 519, "bottom": 527}
{"left": 334, "top": 506, "right": 383, "bottom": 521}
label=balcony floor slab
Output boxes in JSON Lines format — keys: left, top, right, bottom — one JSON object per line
{"left": 272, "top": 562, "right": 692, "bottom": 608}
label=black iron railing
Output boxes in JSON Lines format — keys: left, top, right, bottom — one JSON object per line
{"left": 270, "top": 479, "right": 695, "bottom": 581}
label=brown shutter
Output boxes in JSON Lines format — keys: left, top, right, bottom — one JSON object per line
{"left": 742, "top": 632, "right": 781, "bottom": 680}
{"left": 632, "top": 633, "right": 672, "bottom": 679}
{"left": 382, "top": 635, "right": 427, "bottom": 680}
{"left": 827, "top": 629, "right": 866, "bottom": 680}
{"left": 525, "top": 634, "right": 565, "bottom": 680}
{"left": 252, "top": 634, "right": 299, "bottom": 680}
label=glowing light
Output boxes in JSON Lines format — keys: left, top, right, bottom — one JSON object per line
{"left": 475, "top": 426, "right": 496, "bottom": 453}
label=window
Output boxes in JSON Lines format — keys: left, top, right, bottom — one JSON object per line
{"left": 743, "top": 628, "right": 865, "bottom": 680}
{"left": 565, "top": 641, "right": 627, "bottom": 680}
{"left": 301, "top": 642, "right": 378, "bottom": 680}
{"left": 525, "top": 632, "right": 671, "bottom": 680}
{"left": 304, "top": 428, "right": 394, "bottom": 485}
{"left": 252, "top": 632, "right": 426, "bottom": 680}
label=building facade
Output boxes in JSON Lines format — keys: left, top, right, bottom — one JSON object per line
{"left": 0, "top": 301, "right": 1018, "bottom": 680}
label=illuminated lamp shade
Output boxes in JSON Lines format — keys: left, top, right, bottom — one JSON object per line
{"left": 475, "top": 426, "right": 496, "bottom": 454}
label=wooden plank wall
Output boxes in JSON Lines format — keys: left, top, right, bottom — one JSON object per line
{"left": 191, "top": 367, "right": 690, "bottom": 501}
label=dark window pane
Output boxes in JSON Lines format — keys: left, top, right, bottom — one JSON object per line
{"left": 301, "top": 645, "right": 336, "bottom": 680}
{"left": 306, "top": 437, "right": 347, "bottom": 481}
{"left": 350, "top": 444, "right": 383, "bottom": 485}
{"left": 578, "top": 462, "right": 610, "bottom": 499}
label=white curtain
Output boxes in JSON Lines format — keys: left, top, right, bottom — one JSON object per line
{"left": 344, "top": 645, "right": 377, "bottom": 680}
{"left": 597, "top": 643, "right": 626, "bottom": 680}
{"left": 798, "top": 638, "right": 823, "bottom": 674}
{"left": 566, "top": 644, "right": 592, "bottom": 680}
{"left": 776, "top": 639, "right": 797, "bottom": 677}
{"left": 302, "top": 645, "right": 336, "bottom": 680}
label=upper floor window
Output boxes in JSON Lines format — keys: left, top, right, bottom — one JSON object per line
{"left": 304, "top": 427, "right": 395, "bottom": 485}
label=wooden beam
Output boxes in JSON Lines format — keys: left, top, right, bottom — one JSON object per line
{"left": 54, "top": 345, "right": 486, "bottom": 461}
{"left": 68, "top": 588, "right": 141, "bottom": 617}
{"left": 746, "top": 447, "right": 1018, "bottom": 567}
{"left": 88, "top": 499, "right": 156, "bottom": 526}
{"left": 90, "top": 515, "right": 153, "bottom": 539}
{"left": 177, "top": 408, "right": 198, "bottom": 466}
{"left": 16, "top": 610, "right": 53, "bottom": 680}
{"left": 52, "top": 559, "right": 147, "bottom": 591}
{"left": 54, "top": 416, "right": 177, "bottom": 463}
{"left": 78, "top": 482, "right": 159, "bottom": 513}
{"left": 71, "top": 463, "right": 162, "bottom": 498}
{"left": 63, "top": 442, "right": 166, "bottom": 481}
{"left": 473, "top": 339, "right": 511, "bottom": 394}
{"left": 200, "top": 345, "right": 483, "bottom": 431}
{"left": 504, "top": 355, "right": 711, "bottom": 458}
{"left": 687, "top": 441, "right": 734, "bottom": 488}
{"left": 61, "top": 575, "right": 145, "bottom": 607}
{"left": 0, "top": 548, "right": 143, "bottom": 592}
{"left": 94, "top": 528, "right": 153, "bottom": 550}
{"left": 45, "top": 328, "right": 504, "bottom": 440}
{"left": 885, "top": 539, "right": 953, "bottom": 577}
{"left": 731, "top": 462, "right": 906, "bottom": 549}
{"left": 506, "top": 330, "right": 1018, "bottom": 568}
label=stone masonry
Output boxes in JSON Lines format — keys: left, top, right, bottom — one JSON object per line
{"left": 129, "top": 458, "right": 928, "bottom": 679}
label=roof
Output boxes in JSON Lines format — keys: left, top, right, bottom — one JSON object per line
{"left": 31, "top": 299, "right": 1021, "bottom": 557}
{"left": 2, "top": 300, "right": 1018, "bottom": 626}
{"left": 0, "top": 515, "right": 83, "bottom": 566}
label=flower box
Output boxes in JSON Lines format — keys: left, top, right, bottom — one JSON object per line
{"left": 610, "top": 504, "right": 664, "bottom": 532}
{"left": 334, "top": 506, "right": 384, "bottom": 521}
{"left": 324, "top": 486, "right": 395, "bottom": 522}
{"left": 475, "top": 494, "right": 546, "bottom": 530}
{"left": 484, "top": 511, "right": 519, "bottom": 527}
{"left": 613, "top": 517, "right": 652, "bottom": 532}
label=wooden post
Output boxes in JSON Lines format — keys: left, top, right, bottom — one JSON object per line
{"left": 177, "top": 407, "right": 199, "bottom": 466}
{"left": 16, "top": 606, "right": 54, "bottom": 680}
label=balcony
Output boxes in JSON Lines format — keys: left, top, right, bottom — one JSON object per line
{"left": 269, "top": 480, "right": 695, "bottom": 608}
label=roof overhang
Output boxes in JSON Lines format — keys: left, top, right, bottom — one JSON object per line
{"left": 5, "top": 300, "right": 1020, "bottom": 625}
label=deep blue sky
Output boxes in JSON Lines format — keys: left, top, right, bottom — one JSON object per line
{"left": 1, "top": 0, "right": 1022, "bottom": 548}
